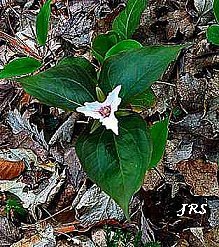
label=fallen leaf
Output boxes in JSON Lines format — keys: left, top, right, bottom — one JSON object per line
{"left": 73, "top": 184, "right": 124, "bottom": 227}
{"left": 56, "top": 240, "right": 73, "bottom": 247}
{"left": 0, "top": 216, "right": 21, "bottom": 246}
{"left": 207, "top": 199, "right": 219, "bottom": 227}
{"left": 91, "top": 228, "right": 107, "bottom": 247}
{"left": 140, "top": 207, "right": 155, "bottom": 244}
{"left": 194, "top": 0, "right": 212, "bottom": 15}
{"left": 54, "top": 223, "right": 77, "bottom": 234}
{"left": 0, "top": 82, "right": 18, "bottom": 115}
{"left": 165, "top": 139, "right": 193, "bottom": 168}
{"left": 0, "top": 124, "right": 13, "bottom": 147}
{"left": 19, "top": 92, "right": 31, "bottom": 107}
{"left": 11, "top": 224, "right": 56, "bottom": 247}
{"left": 204, "top": 226, "right": 219, "bottom": 246}
{"left": 49, "top": 113, "right": 77, "bottom": 146}
{"left": 142, "top": 162, "right": 164, "bottom": 191}
{"left": 0, "top": 148, "right": 37, "bottom": 168}
{"left": 64, "top": 148, "right": 85, "bottom": 191}
{"left": 7, "top": 109, "right": 48, "bottom": 150}
{"left": 190, "top": 227, "right": 205, "bottom": 245}
{"left": 165, "top": 10, "right": 194, "bottom": 40}
{"left": 0, "top": 170, "right": 65, "bottom": 209}
{"left": 0, "top": 159, "right": 25, "bottom": 180}
{"left": 176, "top": 160, "right": 219, "bottom": 196}
{"left": 71, "top": 235, "right": 95, "bottom": 247}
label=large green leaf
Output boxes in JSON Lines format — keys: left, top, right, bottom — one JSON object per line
{"left": 131, "top": 88, "right": 156, "bottom": 111}
{"left": 76, "top": 114, "right": 152, "bottom": 218}
{"left": 58, "top": 56, "right": 97, "bottom": 82}
{"left": 105, "top": 39, "right": 142, "bottom": 60}
{"left": 207, "top": 24, "right": 219, "bottom": 45}
{"left": 0, "top": 57, "right": 42, "bottom": 79}
{"left": 18, "top": 57, "right": 97, "bottom": 111}
{"left": 92, "top": 32, "right": 119, "bottom": 64}
{"left": 99, "top": 45, "right": 182, "bottom": 105}
{"left": 36, "top": 0, "right": 52, "bottom": 46}
{"left": 112, "top": 0, "right": 148, "bottom": 39}
{"left": 214, "top": 0, "right": 219, "bottom": 23}
{"left": 148, "top": 118, "right": 169, "bottom": 169}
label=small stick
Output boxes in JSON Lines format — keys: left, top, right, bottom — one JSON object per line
{"left": 0, "top": 31, "right": 41, "bottom": 60}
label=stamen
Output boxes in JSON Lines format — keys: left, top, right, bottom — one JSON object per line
{"left": 99, "top": 105, "right": 111, "bottom": 117}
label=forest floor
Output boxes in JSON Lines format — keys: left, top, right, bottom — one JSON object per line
{"left": 0, "top": 0, "right": 219, "bottom": 246}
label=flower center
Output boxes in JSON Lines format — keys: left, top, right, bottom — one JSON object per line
{"left": 99, "top": 105, "right": 111, "bottom": 117}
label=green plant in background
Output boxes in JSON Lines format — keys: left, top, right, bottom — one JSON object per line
{"left": 0, "top": 57, "right": 42, "bottom": 79}
{"left": 105, "top": 227, "right": 132, "bottom": 246}
{"left": 0, "top": 0, "right": 183, "bottom": 218}
{"left": 144, "top": 242, "right": 161, "bottom": 247}
{"left": 207, "top": 0, "right": 219, "bottom": 44}
{"left": 36, "top": 0, "right": 52, "bottom": 46}
{"left": 0, "top": 0, "right": 51, "bottom": 78}
{"left": 92, "top": 0, "right": 147, "bottom": 63}
{"left": 5, "top": 196, "right": 27, "bottom": 219}
{"left": 104, "top": 227, "right": 160, "bottom": 247}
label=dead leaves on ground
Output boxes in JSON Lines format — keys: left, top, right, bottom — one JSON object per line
{"left": 0, "top": 159, "right": 25, "bottom": 180}
{"left": 11, "top": 224, "right": 56, "bottom": 247}
{"left": 176, "top": 159, "right": 219, "bottom": 196}
{"left": 0, "top": 216, "right": 21, "bottom": 246}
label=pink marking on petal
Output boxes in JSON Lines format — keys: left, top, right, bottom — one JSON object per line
{"left": 98, "top": 105, "right": 111, "bottom": 117}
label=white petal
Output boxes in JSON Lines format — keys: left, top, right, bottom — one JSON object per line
{"left": 76, "top": 85, "right": 122, "bottom": 135}
{"left": 76, "top": 101, "right": 103, "bottom": 119}
{"left": 104, "top": 85, "right": 121, "bottom": 112}
{"left": 100, "top": 113, "right": 119, "bottom": 135}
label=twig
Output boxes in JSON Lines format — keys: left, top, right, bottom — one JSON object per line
{"left": 37, "top": 205, "right": 72, "bottom": 224}
{"left": 156, "top": 80, "right": 176, "bottom": 87}
{"left": 0, "top": 31, "right": 41, "bottom": 60}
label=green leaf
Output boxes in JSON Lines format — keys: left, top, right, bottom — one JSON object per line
{"left": 112, "top": 0, "right": 148, "bottom": 39}
{"left": 214, "top": 0, "right": 219, "bottom": 22}
{"left": 18, "top": 57, "right": 97, "bottom": 111}
{"left": 76, "top": 114, "right": 152, "bottom": 218}
{"left": 105, "top": 39, "right": 142, "bottom": 60}
{"left": 58, "top": 56, "right": 97, "bottom": 82}
{"left": 99, "top": 45, "right": 182, "bottom": 105}
{"left": 148, "top": 118, "right": 169, "bottom": 169}
{"left": 207, "top": 24, "right": 219, "bottom": 45}
{"left": 0, "top": 57, "right": 42, "bottom": 79}
{"left": 92, "top": 32, "right": 119, "bottom": 63}
{"left": 131, "top": 88, "right": 156, "bottom": 111}
{"left": 36, "top": 0, "right": 52, "bottom": 46}
{"left": 6, "top": 198, "right": 27, "bottom": 217}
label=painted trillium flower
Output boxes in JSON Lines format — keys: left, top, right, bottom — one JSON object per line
{"left": 76, "top": 85, "right": 122, "bottom": 135}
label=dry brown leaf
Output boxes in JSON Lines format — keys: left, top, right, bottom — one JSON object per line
{"left": 165, "top": 10, "right": 194, "bottom": 40}
{"left": 0, "top": 216, "right": 21, "bottom": 246}
{"left": 204, "top": 226, "right": 219, "bottom": 246}
{"left": 19, "top": 92, "right": 31, "bottom": 108}
{"left": 11, "top": 235, "right": 40, "bottom": 247}
{"left": 0, "top": 124, "right": 13, "bottom": 147}
{"left": 91, "top": 228, "right": 107, "bottom": 247}
{"left": 54, "top": 223, "right": 77, "bottom": 234}
{"left": 142, "top": 162, "right": 164, "bottom": 191}
{"left": 73, "top": 184, "right": 124, "bottom": 227}
{"left": 11, "top": 224, "right": 56, "bottom": 247}
{"left": 176, "top": 159, "right": 219, "bottom": 196}
{"left": 0, "top": 159, "right": 25, "bottom": 180}
{"left": 208, "top": 199, "right": 219, "bottom": 227}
